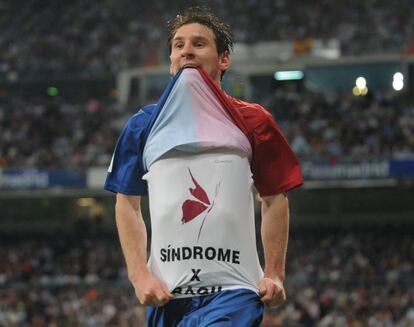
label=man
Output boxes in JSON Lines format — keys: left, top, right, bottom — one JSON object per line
{"left": 105, "top": 6, "right": 302, "bottom": 327}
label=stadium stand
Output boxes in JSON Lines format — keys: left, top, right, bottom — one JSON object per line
{"left": 263, "top": 86, "right": 414, "bottom": 161}
{"left": 0, "top": 97, "right": 124, "bottom": 168}
{"left": 0, "top": 0, "right": 413, "bottom": 76}
{"left": 1, "top": 1, "right": 414, "bottom": 326}
{"left": 1, "top": 88, "right": 413, "bottom": 168}
{"left": 0, "top": 228, "right": 413, "bottom": 326}
{"left": 0, "top": 1, "right": 413, "bottom": 168}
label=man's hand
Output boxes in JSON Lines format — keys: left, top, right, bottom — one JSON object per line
{"left": 258, "top": 276, "right": 286, "bottom": 307}
{"left": 131, "top": 270, "right": 173, "bottom": 306}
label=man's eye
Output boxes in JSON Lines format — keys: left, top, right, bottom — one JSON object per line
{"left": 175, "top": 43, "right": 183, "bottom": 48}
{"left": 195, "top": 42, "right": 204, "bottom": 47}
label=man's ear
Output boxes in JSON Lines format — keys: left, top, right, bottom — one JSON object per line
{"left": 219, "top": 50, "right": 231, "bottom": 72}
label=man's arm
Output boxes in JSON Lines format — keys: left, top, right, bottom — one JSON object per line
{"left": 258, "top": 193, "right": 289, "bottom": 306}
{"left": 115, "top": 193, "right": 173, "bottom": 306}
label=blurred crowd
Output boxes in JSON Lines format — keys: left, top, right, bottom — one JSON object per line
{"left": 1, "top": 87, "right": 413, "bottom": 169}
{"left": 1, "top": 0, "right": 414, "bottom": 169}
{"left": 1, "top": 228, "right": 413, "bottom": 326}
{"left": 1, "top": 2, "right": 414, "bottom": 327}
{"left": 0, "top": 0, "right": 413, "bottom": 78}
{"left": 0, "top": 96, "right": 126, "bottom": 169}
{"left": 264, "top": 86, "right": 414, "bottom": 161}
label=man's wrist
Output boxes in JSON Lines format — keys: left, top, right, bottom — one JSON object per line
{"left": 128, "top": 266, "right": 151, "bottom": 284}
{"left": 263, "top": 270, "right": 285, "bottom": 283}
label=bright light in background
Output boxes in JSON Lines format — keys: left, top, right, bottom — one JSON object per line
{"left": 392, "top": 72, "right": 404, "bottom": 91}
{"left": 47, "top": 86, "right": 59, "bottom": 96}
{"left": 77, "top": 198, "right": 96, "bottom": 207}
{"left": 360, "top": 87, "right": 368, "bottom": 96}
{"left": 352, "top": 86, "right": 368, "bottom": 96}
{"left": 355, "top": 77, "right": 366, "bottom": 89}
{"left": 274, "top": 70, "right": 304, "bottom": 81}
{"left": 393, "top": 72, "right": 403, "bottom": 81}
{"left": 393, "top": 80, "right": 404, "bottom": 91}
{"left": 353, "top": 76, "right": 368, "bottom": 96}
{"left": 352, "top": 87, "right": 360, "bottom": 96}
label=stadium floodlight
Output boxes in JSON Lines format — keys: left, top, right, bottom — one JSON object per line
{"left": 352, "top": 86, "right": 361, "bottom": 96}
{"left": 360, "top": 87, "right": 368, "bottom": 95}
{"left": 393, "top": 79, "right": 404, "bottom": 91}
{"left": 353, "top": 86, "right": 368, "bottom": 96}
{"left": 355, "top": 77, "right": 366, "bottom": 89}
{"left": 392, "top": 72, "right": 404, "bottom": 91}
{"left": 274, "top": 70, "right": 304, "bottom": 81}
{"left": 393, "top": 72, "right": 404, "bottom": 82}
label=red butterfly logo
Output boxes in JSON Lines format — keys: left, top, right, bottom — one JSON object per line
{"left": 181, "top": 168, "right": 220, "bottom": 242}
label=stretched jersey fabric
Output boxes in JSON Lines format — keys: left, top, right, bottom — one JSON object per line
{"left": 105, "top": 67, "right": 303, "bottom": 196}
{"left": 143, "top": 150, "right": 263, "bottom": 297}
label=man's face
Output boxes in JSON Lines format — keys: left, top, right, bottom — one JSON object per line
{"left": 170, "top": 23, "right": 230, "bottom": 87}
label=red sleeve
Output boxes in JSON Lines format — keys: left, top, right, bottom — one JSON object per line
{"left": 238, "top": 102, "right": 303, "bottom": 196}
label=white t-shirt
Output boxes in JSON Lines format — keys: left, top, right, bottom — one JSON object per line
{"left": 143, "top": 149, "right": 263, "bottom": 298}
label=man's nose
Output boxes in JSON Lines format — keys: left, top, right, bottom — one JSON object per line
{"left": 181, "top": 43, "right": 195, "bottom": 58}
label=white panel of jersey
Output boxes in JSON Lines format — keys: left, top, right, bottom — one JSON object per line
{"left": 143, "top": 149, "right": 263, "bottom": 298}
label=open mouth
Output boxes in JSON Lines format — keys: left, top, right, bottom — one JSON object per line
{"left": 182, "top": 64, "right": 198, "bottom": 69}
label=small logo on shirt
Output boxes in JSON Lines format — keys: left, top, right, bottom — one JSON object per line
{"left": 181, "top": 168, "right": 220, "bottom": 242}
{"left": 214, "top": 159, "right": 232, "bottom": 164}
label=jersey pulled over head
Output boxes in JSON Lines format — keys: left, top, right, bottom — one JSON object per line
{"left": 143, "top": 67, "right": 252, "bottom": 170}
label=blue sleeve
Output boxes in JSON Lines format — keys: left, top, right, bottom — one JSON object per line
{"left": 104, "top": 106, "right": 155, "bottom": 195}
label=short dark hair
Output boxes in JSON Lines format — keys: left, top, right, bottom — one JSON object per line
{"left": 167, "top": 6, "right": 234, "bottom": 55}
